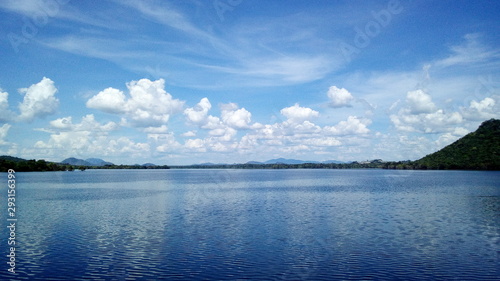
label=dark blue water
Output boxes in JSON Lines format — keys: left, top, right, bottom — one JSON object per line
{"left": 1, "top": 169, "right": 499, "bottom": 280}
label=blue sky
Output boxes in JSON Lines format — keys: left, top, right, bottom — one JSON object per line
{"left": 0, "top": 0, "right": 499, "bottom": 165}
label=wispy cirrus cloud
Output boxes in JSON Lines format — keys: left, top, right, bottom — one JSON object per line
{"left": 435, "top": 33, "right": 500, "bottom": 68}
{"left": 34, "top": 1, "right": 344, "bottom": 88}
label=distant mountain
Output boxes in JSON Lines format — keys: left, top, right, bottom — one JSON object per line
{"left": 245, "top": 158, "right": 345, "bottom": 165}
{"left": 142, "top": 163, "right": 156, "bottom": 167}
{"left": 85, "top": 158, "right": 114, "bottom": 166}
{"left": 264, "top": 158, "right": 319, "bottom": 164}
{"left": 61, "top": 157, "right": 114, "bottom": 167}
{"left": 414, "top": 119, "right": 500, "bottom": 170}
{"left": 196, "top": 162, "right": 229, "bottom": 166}
{"left": 61, "top": 157, "right": 92, "bottom": 166}
{"left": 322, "top": 160, "right": 346, "bottom": 164}
{"left": 245, "top": 161, "right": 263, "bottom": 164}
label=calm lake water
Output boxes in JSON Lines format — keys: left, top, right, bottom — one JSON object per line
{"left": 0, "top": 169, "right": 499, "bottom": 280}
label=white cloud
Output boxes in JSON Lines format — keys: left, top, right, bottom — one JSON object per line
{"left": 49, "top": 114, "right": 118, "bottom": 133}
{"left": 184, "top": 97, "right": 211, "bottom": 125}
{"left": 185, "top": 138, "right": 206, "bottom": 152}
{"left": 103, "top": 137, "right": 150, "bottom": 157}
{"left": 327, "top": 86, "right": 354, "bottom": 108}
{"left": 286, "top": 120, "right": 321, "bottom": 135}
{"left": 221, "top": 103, "right": 252, "bottom": 129}
{"left": 240, "top": 56, "right": 334, "bottom": 84}
{"left": 32, "top": 132, "right": 150, "bottom": 160}
{"left": 143, "top": 125, "right": 168, "bottom": 133}
{"left": 461, "top": 96, "right": 499, "bottom": 121}
{"left": 30, "top": 114, "right": 137, "bottom": 160}
{"left": 181, "top": 130, "right": 196, "bottom": 137}
{"left": 86, "top": 87, "right": 127, "bottom": 114}
{"left": 390, "top": 89, "right": 465, "bottom": 133}
{"left": 227, "top": 114, "right": 374, "bottom": 160}
{"left": 34, "top": 130, "right": 91, "bottom": 151}
{"left": 406, "top": 90, "right": 436, "bottom": 114}
{"left": 203, "top": 115, "right": 223, "bottom": 130}
{"left": 435, "top": 127, "right": 469, "bottom": 148}
{"left": 150, "top": 132, "right": 182, "bottom": 153}
{"left": 49, "top": 116, "right": 73, "bottom": 130}
{"left": 280, "top": 103, "right": 319, "bottom": 124}
{"left": 0, "top": 91, "right": 13, "bottom": 122}
{"left": 435, "top": 33, "right": 500, "bottom": 68}
{"left": 0, "top": 124, "right": 11, "bottom": 145}
{"left": 0, "top": 123, "right": 16, "bottom": 155}
{"left": 323, "top": 116, "right": 371, "bottom": 135}
{"left": 391, "top": 109, "right": 463, "bottom": 134}
{"left": 306, "top": 137, "right": 342, "bottom": 147}
{"left": 121, "top": 0, "right": 212, "bottom": 41}
{"left": 183, "top": 101, "right": 253, "bottom": 150}
{"left": 18, "top": 77, "right": 59, "bottom": 122}
{"left": 208, "top": 127, "right": 237, "bottom": 141}
{"left": 87, "top": 78, "right": 184, "bottom": 127}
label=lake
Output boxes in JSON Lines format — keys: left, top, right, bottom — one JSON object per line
{"left": 1, "top": 169, "right": 499, "bottom": 280}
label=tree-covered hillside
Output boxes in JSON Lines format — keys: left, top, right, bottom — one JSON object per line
{"left": 0, "top": 157, "right": 73, "bottom": 172}
{"left": 414, "top": 119, "right": 500, "bottom": 170}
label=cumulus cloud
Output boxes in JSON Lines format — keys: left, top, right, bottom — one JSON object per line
{"left": 18, "top": 77, "right": 59, "bottom": 122}
{"left": 49, "top": 114, "right": 118, "bottom": 133}
{"left": 0, "top": 123, "right": 16, "bottom": 155}
{"left": 323, "top": 116, "right": 371, "bottom": 135}
{"left": 327, "top": 86, "right": 354, "bottom": 108}
{"left": 150, "top": 132, "right": 182, "bottom": 153}
{"left": 280, "top": 103, "right": 319, "bottom": 124}
{"left": 406, "top": 90, "right": 436, "bottom": 114}
{"left": 49, "top": 116, "right": 73, "bottom": 130}
{"left": 306, "top": 137, "right": 342, "bottom": 147}
{"left": 391, "top": 109, "right": 463, "bottom": 133}
{"left": 230, "top": 115, "right": 373, "bottom": 158}
{"left": 0, "top": 124, "right": 11, "bottom": 145}
{"left": 143, "top": 125, "right": 168, "bottom": 133}
{"left": 184, "top": 97, "right": 211, "bottom": 125}
{"left": 108, "top": 137, "right": 150, "bottom": 155}
{"left": 86, "top": 88, "right": 127, "bottom": 114}
{"left": 183, "top": 100, "right": 254, "bottom": 151}
{"left": 435, "top": 127, "right": 469, "bottom": 148}
{"left": 181, "top": 130, "right": 197, "bottom": 137}
{"left": 31, "top": 114, "right": 140, "bottom": 160}
{"left": 390, "top": 90, "right": 464, "bottom": 133}
{"left": 203, "top": 115, "right": 223, "bottom": 130}
{"left": 87, "top": 78, "right": 184, "bottom": 127}
{"left": 175, "top": 106, "right": 376, "bottom": 159}
{"left": 33, "top": 131, "right": 149, "bottom": 160}
{"left": 185, "top": 138, "right": 206, "bottom": 152}
{"left": 0, "top": 91, "right": 13, "bottom": 122}
{"left": 461, "top": 96, "right": 499, "bottom": 121}
{"left": 221, "top": 103, "right": 252, "bottom": 129}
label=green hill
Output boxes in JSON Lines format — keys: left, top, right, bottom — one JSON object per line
{"left": 414, "top": 119, "right": 500, "bottom": 170}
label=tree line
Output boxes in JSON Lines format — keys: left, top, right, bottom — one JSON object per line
{"left": 0, "top": 157, "right": 170, "bottom": 172}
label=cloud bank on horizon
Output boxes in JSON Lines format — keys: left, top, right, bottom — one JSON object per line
{"left": 0, "top": 0, "right": 499, "bottom": 165}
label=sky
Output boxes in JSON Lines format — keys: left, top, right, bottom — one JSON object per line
{"left": 0, "top": 0, "right": 499, "bottom": 165}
